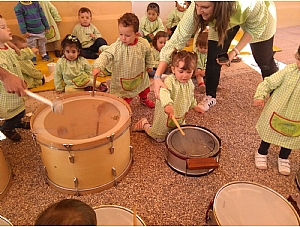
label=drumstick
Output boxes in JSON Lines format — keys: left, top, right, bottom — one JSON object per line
{"left": 171, "top": 115, "right": 185, "bottom": 136}
{"left": 92, "top": 75, "right": 97, "bottom": 97}
{"left": 133, "top": 206, "right": 137, "bottom": 226}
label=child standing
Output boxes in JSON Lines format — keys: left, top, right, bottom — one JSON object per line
{"left": 54, "top": 34, "right": 106, "bottom": 94}
{"left": 11, "top": 35, "right": 44, "bottom": 89}
{"left": 139, "top": 2, "right": 165, "bottom": 43}
{"left": 133, "top": 50, "right": 203, "bottom": 142}
{"left": 253, "top": 45, "right": 300, "bottom": 176}
{"left": 14, "top": 1, "right": 53, "bottom": 64}
{"left": 72, "top": 7, "right": 107, "bottom": 59}
{"left": 39, "top": 1, "right": 62, "bottom": 57}
{"left": 0, "top": 15, "right": 30, "bottom": 142}
{"left": 92, "top": 13, "right": 155, "bottom": 109}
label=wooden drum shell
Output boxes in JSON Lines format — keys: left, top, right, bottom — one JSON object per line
{"left": 0, "top": 148, "right": 12, "bottom": 200}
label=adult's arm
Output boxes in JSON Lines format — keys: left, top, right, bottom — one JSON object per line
{"left": 0, "top": 67, "right": 27, "bottom": 96}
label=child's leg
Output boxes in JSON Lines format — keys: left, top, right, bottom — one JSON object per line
{"left": 36, "top": 33, "right": 48, "bottom": 56}
{"left": 53, "top": 40, "right": 61, "bottom": 57}
{"left": 81, "top": 48, "right": 99, "bottom": 59}
{"left": 279, "top": 147, "right": 292, "bottom": 159}
{"left": 278, "top": 147, "right": 291, "bottom": 176}
{"left": 89, "top": 38, "right": 107, "bottom": 53}
{"left": 258, "top": 140, "right": 270, "bottom": 155}
{"left": 123, "top": 97, "right": 133, "bottom": 104}
{"left": 138, "top": 87, "right": 155, "bottom": 108}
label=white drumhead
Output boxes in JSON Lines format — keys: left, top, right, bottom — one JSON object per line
{"left": 94, "top": 205, "right": 145, "bottom": 226}
{"left": 0, "top": 216, "right": 13, "bottom": 226}
{"left": 214, "top": 181, "right": 299, "bottom": 225}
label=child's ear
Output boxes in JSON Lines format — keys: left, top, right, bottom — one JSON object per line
{"left": 171, "top": 66, "right": 175, "bottom": 74}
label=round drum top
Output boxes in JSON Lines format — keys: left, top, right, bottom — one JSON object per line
{"left": 213, "top": 181, "right": 300, "bottom": 226}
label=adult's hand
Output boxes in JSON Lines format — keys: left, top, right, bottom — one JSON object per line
{"left": 153, "top": 61, "right": 169, "bottom": 99}
{"left": 0, "top": 67, "right": 27, "bottom": 96}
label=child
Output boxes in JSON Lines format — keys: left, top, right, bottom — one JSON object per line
{"left": 193, "top": 30, "right": 208, "bottom": 93}
{"left": 72, "top": 7, "right": 107, "bottom": 59}
{"left": 35, "top": 199, "right": 97, "bottom": 225}
{"left": 139, "top": 2, "right": 165, "bottom": 43}
{"left": 39, "top": 1, "right": 62, "bottom": 57}
{"left": 0, "top": 15, "right": 30, "bottom": 142}
{"left": 92, "top": 13, "right": 155, "bottom": 109}
{"left": 14, "top": 1, "right": 53, "bottom": 64}
{"left": 11, "top": 35, "right": 44, "bottom": 89}
{"left": 253, "top": 45, "right": 300, "bottom": 176}
{"left": 166, "top": 1, "right": 190, "bottom": 38}
{"left": 148, "top": 31, "right": 168, "bottom": 78}
{"left": 132, "top": 50, "right": 203, "bottom": 142}
{"left": 54, "top": 34, "right": 107, "bottom": 94}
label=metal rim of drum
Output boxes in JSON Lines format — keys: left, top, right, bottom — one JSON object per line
{"left": 213, "top": 181, "right": 300, "bottom": 226}
{"left": 0, "top": 216, "right": 13, "bottom": 226}
{"left": 296, "top": 167, "right": 300, "bottom": 191}
{"left": 93, "top": 205, "right": 146, "bottom": 226}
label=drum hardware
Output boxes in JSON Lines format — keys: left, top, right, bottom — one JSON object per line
{"left": 43, "top": 166, "right": 49, "bottom": 186}
{"left": 186, "top": 157, "right": 219, "bottom": 170}
{"left": 32, "top": 133, "right": 37, "bottom": 146}
{"left": 73, "top": 177, "right": 79, "bottom": 196}
{"left": 0, "top": 148, "right": 12, "bottom": 200}
{"left": 107, "top": 133, "right": 115, "bottom": 154}
{"left": 112, "top": 167, "right": 117, "bottom": 186}
{"left": 0, "top": 215, "right": 13, "bottom": 226}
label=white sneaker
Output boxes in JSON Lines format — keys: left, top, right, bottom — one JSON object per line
{"left": 198, "top": 95, "right": 216, "bottom": 112}
{"left": 255, "top": 152, "right": 267, "bottom": 170}
{"left": 278, "top": 158, "right": 290, "bottom": 176}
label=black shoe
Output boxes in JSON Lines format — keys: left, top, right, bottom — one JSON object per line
{"left": 15, "top": 122, "right": 30, "bottom": 129}
{"left": 0, "top": 129, "right": 21, "bottom": 141}
{"left": 54, "top": 50, "right": 61, "bottom": 57}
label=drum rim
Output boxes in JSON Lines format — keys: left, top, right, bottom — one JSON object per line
{"left": 165, "top": 125, "right": 221, "bottom": 160}
{"left": 213, "top": 181, "right": 300, "bottom": 225}
{"left": 0, "top": 215, "right": 13, "bottom": 226}
{"left": 93, "top": 204, "right": 146, "bottom": 226}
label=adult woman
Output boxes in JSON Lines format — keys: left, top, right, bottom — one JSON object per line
{"left": 154, "top": 1, "right": 278, "bottom": 112}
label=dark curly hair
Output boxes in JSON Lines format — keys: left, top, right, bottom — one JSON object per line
{"left": 61, "top": 34, "right": 82, "bottom": 55}
{"left": 118, "top": 13, "right": 139, "bottom": 33}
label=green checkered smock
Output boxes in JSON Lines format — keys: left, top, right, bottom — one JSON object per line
{"left": 151, "top": 46, "right": 160, "bottom": 68}
{"left": 0, "top": 45, "right": 25, "bottom": 120}
{"left": 166, "top": 8, "right": 186, "bottom": 29}
{"left": 139, "top": 16, "right": 165, "bottom": 37}
{"left": 254, "top": 63, "right": 300, "bottom": 150}
{"left": 147, "top": 74, "right": 197, "bottom": 140}
{"left": 72, "top": 23, "right": 103, "bottom": 48}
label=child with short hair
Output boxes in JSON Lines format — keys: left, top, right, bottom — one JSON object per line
{"left": 92, "top": 13, "right": 155, "bottom": 109}
{"left": 253, "top": 45, "right": 300, "bottom": 176}
{"left": 54, "top": 34, "right": 107, "bottom": 94}
{"left": 72, "top": 7, "right": 107, "bottom": 59}
{"left": 0, "top": 15, "right": 30, "bottom": 142}
{"left": 11, "top": 35, "right": 44, "bottom": 89}
{"left": 133, "top": 50, "right": 203, "bottom": 142}
{"left": 14, "top": 1, "right": 53, "bottom": 64}
{"left": 35, "top": 199, "right": 97, "bottom": 225}
{"left": 39, "top": 1, "right": 62, "bottom": 57}
{"left": 139, "top": 2, "right": 165, "bottom": 43}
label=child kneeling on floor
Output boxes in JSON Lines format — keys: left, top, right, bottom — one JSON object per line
{"left": 132, "top": 49, "right": 204, "bottom": 142}
{"left": 254, "top": 45, "right": 300, "bottom": 176}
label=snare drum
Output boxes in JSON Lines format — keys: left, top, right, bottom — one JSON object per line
{"left": 93, "top": 205, "right": 145, "bottom": 226}
{"left": 165, "top": 125, "right": 221, "bottom": 176}
{"left": 206, "top": 181, "right": 300, "bottom": 226}
{"left": 0, "top": 215, "right": 13, "bottom": 226}
{"left": 0, "top": 148, "right": 12, "bottom": 200}
{"left": 30, "top": 92, "right": 132, "bottom": 195}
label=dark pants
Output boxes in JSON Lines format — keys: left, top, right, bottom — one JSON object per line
{"left": 81, "top": 37, "right": 107, "bottom": 59}
{"left": 1, "top": 110, "right": 25, "bottom": 130}
{"left": 205, "top": 25, "right": 278, "bottom": 98}
{"left": 258, "top": 140, "right": 292, "bottom": 159}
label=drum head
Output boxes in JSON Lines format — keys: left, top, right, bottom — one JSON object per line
{"left": 94, "top": 205, "right": 145, "bottom": 226}
{"left": 166, "top": 125, "right": 220, "bottom": 159}
{"left": 214, "top": 182, "right": 300, "bottom": 226}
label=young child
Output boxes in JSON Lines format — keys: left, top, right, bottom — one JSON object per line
{"left": 54, "top": 34, "right": 107, "bottom": 94}
{"left": 194, "top": 30, "right": 208, "bottom": 93}
{"left": 72, "top": 7, "right": 107, "bottom": 59}
{"left": 139, "top": 2, "right": 165, "bottom": 43}
{"left": 39, "top": 1, "right": 62, "bottom": 57}
{"left": 166, "top": 1, "right": 190, "bottom": 38}
{"left": 253, "top": 45, "right": 300, "bottom": 176}
{"left": 148, "top": 31, "right": 168, "bottom": 78}
{"left": 0, "top": 15, "right": 30, "bottom": 142}
{"left": 14, "top": 1, "right": 53, "bottom": 64}
{"left": 34, "top": 199, "right": 97, "bottom": 225}
{"left": 92, "top": 13, "right": 155, "bottom": 109}
{"left": 132, "top": 50, "right": 203, "bottom": 142}
{"left": 11, "top": 35, "right": 44, "bottom": 89}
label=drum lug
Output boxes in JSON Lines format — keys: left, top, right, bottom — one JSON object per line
{"left": 107, "top": 133, "right": 115, "bottom": 154}
{"left": 32, "top": 133, "right": 37, "bottom": 146}
{"left": 43, "top": 166, "right": 49, "bottom": 186}
{"left": 73, "top": 177, "right": 80, "bottom": 196}
{"left": 112, "top": 167, "right": 118, "bottom": 186}
{"left": 130, "top": 146, "right": 133, "bottom": 159}
{"left": 63, "top": 144, "right": 73, "bottom": 151}
{"left": 69, "top": 155, "right": 75, "bottom": 163}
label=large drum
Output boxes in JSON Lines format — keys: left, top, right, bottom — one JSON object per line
{"left": 0, "top": 215, "right": 13, "bottom": 226}
{"left": 165, "top": 125, "right": 221, "bottom": 176}
{"left": 30, "top": 92, "right": 132, "bottom": 195}
{"left": 93, "top": 205, "right": 145, "bottom": 226}
{"left": 0, "top": 148, "right": 12, "bottom": 200}
{"left": 206, "top": 181, "right": 300, "bottom": 226}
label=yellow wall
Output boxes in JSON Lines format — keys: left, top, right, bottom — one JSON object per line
{"left": 275, "top": 1, "right": 300, "bottom": 28}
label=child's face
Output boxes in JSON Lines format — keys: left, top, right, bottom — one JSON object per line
{"left": 147, "top": 9, "right": 158, "bottom": 22}
{"left": 176, "top": 1, "right": 188, "bottom": 12}
{"left": 197, "top": 46, "right": 207, "bottom": 54}
{"left": 78, "top": 12, "right": 92, "bottom": 26}
{"left": 296, "top": 57, "right": 300, "bottom": 70}
{"left": 64, "top": 45, "right": 80, "bottom": 61}
{"left": 156, "top": 36, "right": 167, "bottom": 52}
{"left": 0, "top": 18, "right": 12, "bottom": 45}
{"left": 118, "top": 24, "right": 138, "bottom": 45}
{"left": 171, "top": 60, "right": 194, "bottom": 84}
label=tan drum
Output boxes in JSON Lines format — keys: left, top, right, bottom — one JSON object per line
{"left": 93, "top": 205, "right": 145, "bottom": 226}
{"left": 206, "top": 181, "right": 300, "bottom": 226}
{"left": 30, "top": 92, "right": 132, "bottom": 195}
{"left": 0, "top": 148, "right": 12, "bottom": 200}
{"left": 0, "top": 215, "right": 13, "bottom": 226}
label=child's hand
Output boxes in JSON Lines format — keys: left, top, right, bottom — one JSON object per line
{"left": 164, "top": 105, "right": 174, "bottom": 117}
{"left": 90, "top": 34, "right": 96, "bottom": 38}
{"left": 32, "top": 47, "right": 39, "bottom": 55}
{"left": 92, "top": 68, "right": 100, "bottom": 77}
{"left": 196, "top": 69, "right": 205, "bottom": 77}
{"left": 253, "top": 99, "right": 265, "bottom": 107}
{"left": 45, "top": 29, "right": 50, "bottom": 34}
{"left": 56, "top": 91, "right": 63, "bottom": 95}
{"left": 194, "top": 105, "right": 204, "bottom": 114}
{"left": 146, "top": 68, "right": 153, "bottom": 73}
{"left": 167, "top": 28, "right": 172, "bottom": 35}
{"left": 23, "top": 32, "right": 30, "bottom": 39}
{"left": 149, "top": 34, "right": 154, "bottom": 39}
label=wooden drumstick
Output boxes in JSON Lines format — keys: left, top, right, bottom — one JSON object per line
{"left": 92, "top": 75, "right": 97, "bottom": 97}
{"left": 171, "top": 115, "right": 185, "bottom": 136}
{"left": 133, "top": 206, "right": 137, "bottom": 226}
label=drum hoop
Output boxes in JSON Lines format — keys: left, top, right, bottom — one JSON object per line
{"left": 93, "top": 205, "right": 146, "bottom": 226}
{"left": 0, "top": 216, "right": 13, "bottom": 226}
{"left": 165, "top": 125, "right": 221, "bottom": 160}
{"left": 213, "top": 181, "right": 300, "bottom": 225}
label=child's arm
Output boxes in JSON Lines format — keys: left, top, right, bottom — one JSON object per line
{"left": 166, "top": 9, "right": 175, "bottom": 30}
{"left": 153, "top": 17, "right": 165, "bottom": 36}
{"left": 92, "top": 51, "right": 113, "bottom": 77}
{"left": 53, "top": 60, "right": 65, "bottom": 93}
{"left": 91, "top": 24, "right": 103, "bottom": 39}
{"left": 14, "top": 5, "right": 27, "bottom": 35}
{"left": 36, "top": 2, "right": 50, "bottom": 30}
{"left": 139, "top": 16, "right": 149, "bottom": 36}
{"left": 253, "top": 99, "right": 265, "bottom": 107}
